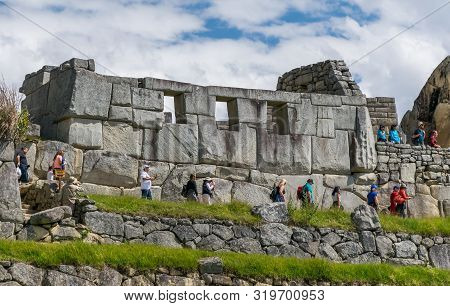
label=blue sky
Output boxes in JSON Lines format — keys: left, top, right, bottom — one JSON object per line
{"left": 0, "top": 0, "right": 449, "bottom": 118}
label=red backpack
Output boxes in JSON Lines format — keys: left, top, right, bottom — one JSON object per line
{"left": 297, "top": 186, "right": 303, "bottom": 200}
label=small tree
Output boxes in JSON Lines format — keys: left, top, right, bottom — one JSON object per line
{"left": 0, "top": 79, "right": 29, "bottom": 143}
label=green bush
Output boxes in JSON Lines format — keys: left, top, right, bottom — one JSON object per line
{"left": 0, "top": 80, "right": 28, "bottom": 142}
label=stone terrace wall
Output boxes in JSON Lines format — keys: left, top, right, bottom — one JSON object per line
{"left": 277, "top": 60, "right": 363, "bottom": 96}
{"left": 20, "top": 58, "right": 378, "bottom": 207}
{"left": 374, "top": 143, "right": 450, "bottom": 217}
{"left": 0, "top": 141, "right": 23, "bottom": 239}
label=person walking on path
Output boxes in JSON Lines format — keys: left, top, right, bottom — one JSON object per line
{"left": 185, "top": 174, "right": 198, "bottom": 202}
{"left": 367, "top": 184, "right": 379, "bottom": 210}
{"left": 331, "top": 186, "right": 341, "bottom": 209}
{"left": 394, "top": 183, "right": 412, "bottom": 218}
{"left": 15, "top": 147, "right": 30, "bottom": 183}
{"left": 140, "top": 165, "right": 157, "bottom": 200}
{"left": 389, "top": 125, "right": 401, "bottom": 144}
{"left": 274, "top": 179, "right": 287, "bottom": 202}
{"left": 389, "top": 186, "right": 400, "bottom": 215}
{"left": 377, "top": 125, "right": 387, "bottom": 142}
{"left": 429, "top": 130, "right": 441, "bottom": 148}
{"left": 412, "top": 122, "right": 426, "bottom": 145}
{"left": 52, "top": 150, "right": 65, "bottom": 192}
{"left": 202, "top": 177, "right": 215, "bottom": 205}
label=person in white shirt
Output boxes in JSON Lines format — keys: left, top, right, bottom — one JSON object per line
{"left": 46, "top": 166, "right": 54, "bottom": 181}
{"left": 141, "top": 165, "right": 157, "bottom": 200}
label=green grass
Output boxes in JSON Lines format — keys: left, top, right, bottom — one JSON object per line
{"left": 88, "top": 194, "right": 450, "bottom": 236}
{"left": 0, "top": 240, "right": 448, "bottom": 285}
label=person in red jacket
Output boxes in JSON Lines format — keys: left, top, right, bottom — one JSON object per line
{"left": 395, "top": 184, "right": 412, "bottom": 218}
{"left": 429, "top": 130, "right": 441, "bottom": 148}
{"left": 390, "top": 186, "right": 400, "bottom": 215}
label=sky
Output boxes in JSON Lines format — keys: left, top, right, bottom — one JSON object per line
{"left": 0, "top": 0, "right": 449, "bottom": 119}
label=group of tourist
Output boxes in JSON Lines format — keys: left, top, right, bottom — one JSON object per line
{"left": 366, "top": 184, "right": 412, "bottom": 218}
{"left": 377, "top": 121, "right": 441, "bottom": 148}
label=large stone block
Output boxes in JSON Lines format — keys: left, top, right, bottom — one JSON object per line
{"left": 349, "top": 107, "right": 377, "bottom": 173}
{"left": 108, "top": 105, "right": 133, "bottom": 122}
{"left": 111, "top": 83, "right": 132, "bottom": 106}
{"left": 197, "top": 116, "right": 227, "bottom": 164}
{"left": 228, "top": 98, "right": 259, "bottom": 124}
{"left": 131, "top": 87, "right": 164, "bottom": 111}
{"left": 223, "top": 124, "right": 257, "bottom": 169}
{"left": 288, "top": 100, "right": 318, "bottom": 136}
{"left": 333, "top": 105, "right": 356, "bottom": 130}
{"left": 408, "top": 194, "right": 440, "bottom": 218}
{"left": 21, "top": 69, "right": 51, "bottom": 95}
{"left": 195, "top": 178, "right": 233, "bottom": 203}
{"left": 0, "top": 141, "right": 14, "bottom": 162}
{"left": 322, "top": 189, "right": 365, "bottom": 212}
{"left": 102, "top": 122, "right": 142, "bottom": 158}
{"left": 156, "top": 124, "right": 198, "bottom": 164}
{"left": 231, "top": 182, "right": 271, "bottom": 207}
{"left": 137, "top": 161, "right": 174, "bottom": 186}
{"left": 132, "top": 109, "right": 164, "bottom": 129}
{"left": 161, "top": 164, "right": 195, "bottom": 202}
{"left": 312, "top": 130, "right": 351, "bottom": 174}
{"left": 141, "top": 129, "right": 158, "bottom": 160}
{"left": 317, "top": 119, "right": 335, "bottom": 138}
{"left": 310, "top": 94, "right": 342, "bottom": 107}
{"left": 81, "top": 183, "right": 122, "bottom": 196}
{"left": 21, "top": 83, "right": 50, "bottom": 127}
{"left": 257, "top": 133, "right": 291, "bottom": 174}
{"left": 341, "top": 96, "right": 366, "bottom": 106}
{"left": 144, "top": 77, "right": 193, "bottom": 94}
{"left": 83, "top": 211, "right": 124, "bottom": 237}
{"left": 430, "top": 185, "right": 450, "bottom": 201}
{"left": 82, "top": 150, "right": 139, "bottom": 188}
{"left": 400, "top": 163, "right": 416, "bottom": 183}
{"left": 34, "top": 140, "right": 83, "bottom": 179}
{"left": 0, "top": 162, "right": 23, "bottom": 223}
{"left": 57, "top": 118, "right": 103, "bottom": 149}
{"left": 182, "top": 86, "right": 214, "bottom": 116}
{"left": 429, "top": 244, "right": 449, "bottom": 269}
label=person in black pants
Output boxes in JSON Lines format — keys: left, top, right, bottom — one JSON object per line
{"left": 15, "top": 147, "right": 30, "bottom": 183}
{"left": 186, "top": 174, "right": 198, "bottom": 202}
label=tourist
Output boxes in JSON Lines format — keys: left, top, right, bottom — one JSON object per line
{"left": 377, "top": 125, "right": 387, "bottom": 142}
{"left": 412, "top": 122, "right": 425, "bottom": 145}
{"left": 185, "top": 174, "right": 198, "bottom": 202}
{"left": 52, "top": 150, "right": 65, "bottom": 191}
{"left": 367, "top": 184, "right": 379, "bottom": 210}
{"left": 274, "top": 179, "right": 287, "bottom": 202}
{"left": 202, "top": 177, "right": 215, "bottom": 205}
{"left": 46, "top": 166, "right": 54, "bottom": 181}
{"left": 389, "top": 125, "right": 401, "bottom": 144}
{"left": 389, "top": 186, "right": 400, "bottom": 215}
{"left": 140, "top": 165, "right": 157, "bottom": 200}
{"left": 301, "top": 178, "right": 315, "bottom": 205}
{"left": 394, "top": 183, "right": 412, "bottom": 218}
{"left": 15, "top": 147, "right": 29, "bottom": 183}
{"left": 429, "top": 130, "right": 441, "bottom": 148}
{"left": 331, "top": 186, "right": 341, "bottom": 209}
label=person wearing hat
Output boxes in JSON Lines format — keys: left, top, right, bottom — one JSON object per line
{"left": 367, "top": 184, "right": 379, "bottom": 210}
{"left": 140, "top": 165, "right": 157, "bottom": 200}
{"left": 394, "top": 183, "right": 412, "bottom": 218}
{"left": 412, "top": 122, "right": 426, "bottom": 145}
{"left": 202, "top": 177, "right": 215, "bottom": 205}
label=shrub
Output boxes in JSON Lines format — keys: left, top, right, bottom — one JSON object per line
{"left": 0, "top": 79, "right": 28, "bottom": 142}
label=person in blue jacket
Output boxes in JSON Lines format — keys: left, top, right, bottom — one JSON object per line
{"left": 412, "top": 122, "right": 426, "bottom": 145}
{"left": 367, "top": 184, "right": 379, "bottom": 210}
{"left": 377, "top": 125, "right": 387, "bottom": 142}
{"left": 389, "top": 125, "right": 401, "bottom": 144}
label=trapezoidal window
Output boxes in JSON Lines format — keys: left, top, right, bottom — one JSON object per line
{"left": 214, "top": 98, "right": 239, "bottom": 130}
{"left": 163, "top": 96, "right": 176, "bottom": 123}
{"left": 267, "top": 101, "right": 289, "bottom": 135}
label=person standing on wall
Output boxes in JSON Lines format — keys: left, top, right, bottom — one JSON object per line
{"left": 367, "top": 184, "right": 379, "bottom": 211}
{"left": 15, "top": 147, "right": 30, "bottom": 183}
{"left": 141, "top": 165, "right": 157, "bottom": 200}
{"left": 377, "top": 125, "right": 387, "bottom": 142}
{"left": 412, "top": 122, "right": 426, "bottom": 145}
{"left": 202, "top": 177, "right": 215, "bottom": 205}
{"left": 389, "top": 125, "right": 401, "bottom": 144}
{"left": 52, "top": 150, "right": 65, "bottom": 192}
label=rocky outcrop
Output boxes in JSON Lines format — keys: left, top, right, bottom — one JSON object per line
{"left": 401, "top": 56, "right": 450, "bottom": 147}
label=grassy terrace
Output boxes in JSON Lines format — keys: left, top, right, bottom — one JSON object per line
{"left": 89, "top": 195, "right": 450, "bottom": 236}
{"left": 0, "top": 240, "right": 448, "bottom": 286}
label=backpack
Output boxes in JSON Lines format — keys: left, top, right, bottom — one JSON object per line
{"left": 181, "top": 185, "right": 188, "bottom": 198}
{"left": 269, "top": 186, "right": 277, "bottom": 201}
{"left": 297, "top": 186, "right": 303, "bottom": 200}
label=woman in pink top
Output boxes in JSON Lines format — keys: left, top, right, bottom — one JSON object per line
{"left": 52, "top": 150, "right": 64, "bottom": 191}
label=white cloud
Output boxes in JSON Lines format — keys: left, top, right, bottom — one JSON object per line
{"left": 0, "top": 0, "right": 448, "bottom": 121}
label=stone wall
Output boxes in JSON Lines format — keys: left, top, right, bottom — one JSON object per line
{"left": 367, "top": 97, "right": 399, "bottom": 136}
{"left": 375, "top": 143, "right": 450, "bottom": 217}
{"left": 0, "top": 141, "right": 23, "bottom": 239}
{"left": 276, "top": 60, "right": 363, "bottom": 96}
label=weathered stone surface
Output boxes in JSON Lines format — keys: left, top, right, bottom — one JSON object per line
{"left": 231, "top": 182, "right": 271, "bottom": 207}
{"left": 0, "top": 166, "right": 23, "bottom": 223}
{"left": 289, "top": 100, "right": 318, "bottom": 135}
{"left": 429, "top": 244, "right": 449, "bottom": 269}
{"left": 310, "top": 94, "right": 342, "bottom": 107}
{"left": 323, "top": 190, "right": 365, "bottom": 212}
{"left": 156, "top": 124, "right": 199, "bottom": 164}
{"left": 29, "top": 206, "right": 71, "bottom": 225}
{"left": 124, "top": 222, "right": 144, "bottom": 240}
{"left": 322, "top": 232, "right": 341, "bottom": 246}
{"left": 0, "top": 265, "right": 11, "bottom": 282}
{"left": 335, "top": 242, "right": 363, "bottom": 259}
{"left": 82, "top": 150, "right": 138, "bottom": 188}
{"left": 197, "top": 234, "right": 225, "bottom": 251}
{"left": 16, "top": 225, "right": 49, "bottom": 241}
{"left": 279, "top": 244, "right": 311, "bottom": 259}
{"left": 312, "top": 130, "right": 350, "bottom": 174}
{"left": 351, "top": 205, "right": 381, "bottom": 231}
{"left": 111, "top": 83, "right": 132, "bottom": 106}
{"left": 0, "top": 221, "right": 15, "bottom": 239}
{"left": 132, "top": 88, "right": 164, "bottom": 111}
{"left": 143, "top": 220, "right": 170, "bottom": 234}
{"left": 216, "top": 166, "right": 249, "bottom": 181}
{"left": 400, "top": 163, "right": 416, "bottom": 183}
{"left": 34, "top": 140, "right": 83, "bottom": 179}
{"left": 232, "top": 225, "right": 255, "bottom": 239}
{"left": 360, "top": 231, "right": 376, "bottom": 252}
{"left": 292, "top": 228, "right": 314, "bottom": 243}
{"left": 223, "top": 124, "right": 257, "bottom": 168}
{"left": 80, "top": 183, "right": 122, "bottom": 196}
{"left": 229, "top": 238, "right": 264, "bottom": 254}
{"left": 430, "top": 185, "right": 450, "bottom": 201}
{"left": 102, "top": 122, "right": 142, "bottom": 157}
{"left": 145, "top": 231, "right": 181, "bottom": 248}
{"left": 172, "top": 225, "right": 198, "bottom": 242}
{"left": 138, "top": 161, "right": 174, "bottom": 186}
{"left": 353, "top": 173, "right": 377, "bottom": 185}
{"left": 347, "top": 252, "right": 381, "bottom": 264}
{"left": 57, "top": 118, "right": 103, "bottom": 149}
{"left": 197, "top": 116, "right": 226, "bottom": 164}
{"left": 46, "top": 270, "right": 93, "bottom": 286}
{"left": 416, "top": 184, "right": 430, "bottom": 195}
{"left": 318, "top": 243, "right": 341, "bottom": 261}
{"left": 260, "top": 223, "right": 292, "bottom": 246}
{"left": 251, "top": 202, "right": 288, "bottom": 223}
{"left": 349, "top": 107, "right": 377, "bottom": 173}
{"left": 0, "top": 141, "right": 14, "bottom": 161}
{"left": 333, "top": 105, "right": 356, "bottom": 130}
{"left": 394, "top": 241, "right": 417, "bottom": 259}
{"left": 109, "top": 105, "right": 133, "bottom": 122}
{"left": 9, "top": 263, "right": 44, "bottom": 286}
{"left": 122, "top": 275, "right": 153, "bottom": 286}
{"left": 132, "top": 109, "right": 164, "bottom": 129}
{"left": 211, "top": 225, "right": 234, "bottom": 241}
{"left": 83, "top": 211, "right": 124, "bottom": 237}
{"left": 408, "top": 194, "right": 440, "bottom": 218}
{"left": 323, "top": 175, "right": 354, "bottom": 190}
{"left": 98, "top": 267, "right": 123, "bottom": 286}
{"left": 280, "top": 174, "right": 325, "bottom": 205}
{"left": 198, "top": 257, "right": 223, "bottom": 274}
{"left": 50, "top": 225, "right": 81, "bottom": 241}
{"left": 157, "top": 274, "right": 203, "bottom": 286}
{"left": 161, "top": 164, "right": 195, "bottom": 202}
{"left": 249, "top": 170, "right": 279, "bottom": 188}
